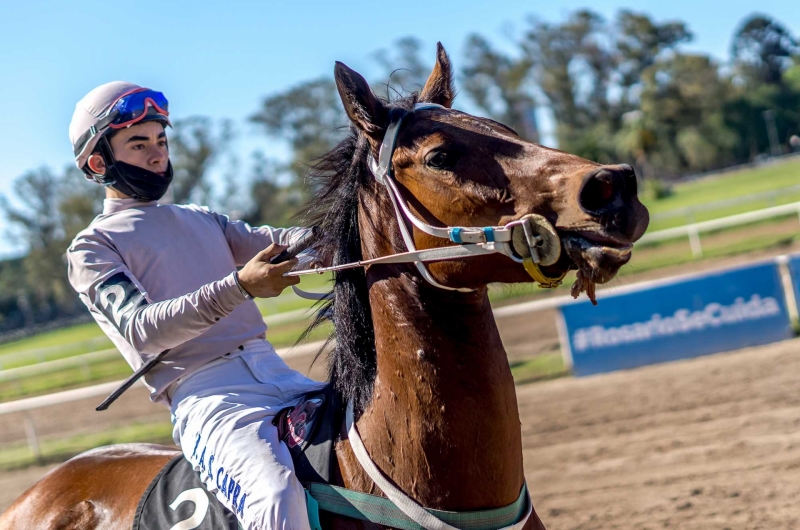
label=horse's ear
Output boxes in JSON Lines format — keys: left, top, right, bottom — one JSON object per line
{"left": 419, "top": 42, "right": 455, "bottom": 108}
{"left": 334, "top": 61, "right": 388, "bottom": 144}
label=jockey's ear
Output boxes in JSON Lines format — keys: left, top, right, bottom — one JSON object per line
{"left": 334, "top": 62, "right": 388, "bottom": 147}
{"left": 419, "top": 42, "right": 455, "bottom": 108}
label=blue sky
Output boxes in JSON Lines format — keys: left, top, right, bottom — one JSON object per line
{"left": 1, "top": 0, "right": 798, "bottom": 256}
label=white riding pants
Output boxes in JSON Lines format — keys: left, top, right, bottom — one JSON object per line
{"left": 170, "top": 339, "right": 326, "bottom": 530}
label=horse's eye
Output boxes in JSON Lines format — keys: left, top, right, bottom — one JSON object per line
{"left": 425, "top": 150, "right": 456, "bottom": 170}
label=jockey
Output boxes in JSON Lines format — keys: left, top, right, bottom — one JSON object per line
{"left": 67, "top": 81, "right": 325, "bottom": 530}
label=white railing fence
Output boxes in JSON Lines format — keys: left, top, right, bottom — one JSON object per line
{"left": 638, "top": 201, "right": 800, "bottom": 258}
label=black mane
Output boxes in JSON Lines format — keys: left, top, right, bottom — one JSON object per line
{"left": 300, "top": 95, "right": 418, "bottom": 411}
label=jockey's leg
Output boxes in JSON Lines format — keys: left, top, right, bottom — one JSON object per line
{"left": 169, "top": 340, "right": 325, "bottom": 530}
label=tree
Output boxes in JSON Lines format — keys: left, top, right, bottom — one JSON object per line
{"left": 240, "top": 151, "right": 304, "bottom": 227}
{"left": 0, "top": 166, "right": 103, "bottom": 325}
{"left": 169, "top": 117, "right": 234, "bottom": 205}
{"left": 521, "top": 13, "right": 584, "bottom": 134}
{"left": 250, "top": 77, "right": 346, "bottom": 192}
{"left": 461, "top": 34, "right": 539, "bottom": 142}
{"left": 614, "top": 110, "right": 659, "bottom": 179}
{"left": 1, "top": 167, "right": 63, "bottom": 251}
{"left": 246, "top": 38, "right": 443, "bottom": 226}
{"left": 726, "top": 17, "right": 800, "bottom": 159}
{"left": 372, "top": 37, "right": 430, "bottom": 97}
{"left": 732, "top": 15, "right": 798, "bottom": 86}
{"left": 637, "top": 53, "right": 737, "bottom": 174}
{"left": 615, "top": 11, "right": 692, "bottom": 107}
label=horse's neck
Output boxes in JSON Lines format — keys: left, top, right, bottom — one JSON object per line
{"left": 348, "top": 270, "right": 524, "bottom": 510}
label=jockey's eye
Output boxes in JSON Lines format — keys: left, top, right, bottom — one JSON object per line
{"left": 425, "top": 150, "right": 457, "bottom": 171}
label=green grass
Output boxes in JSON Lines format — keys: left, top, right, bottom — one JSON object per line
{"left": 0, "top": 358, "right": 133, "bottom": 401}
{"left": 0, "top": 421, "right": 175, "bottom": 472}
{"left": 255, "top": 272, "right": 332, "bottom": 315}
{"left": 510, "top": 353, "right": 569, "bottom": 385}
{"left": 642, "top": 159, "right": 800, "bottom": 232}
{"left": 267, "top": 320, "right": 331, "bottom": 348}
{"left": 0, "top": 337, "right": 114, "bottom": 370}
{"left": 626, "top": 215, "right": 800, "bottom": 274}
{"left": 643, "top": 158, "right": 800, "bottom": 215}
{"left": 491, "top": 212, "right": 800, "bottom": 305}
{"left": 0, "top": 323, "right": 111, "bottom": 369}
{"left": 0, "top": 318, "right": 332, "bottom": 402}
{"left": 647, "top": 192, "right": 800, "bottom": 232}
{"left": 0, "top": 322, "right": 106, "bottom": 355}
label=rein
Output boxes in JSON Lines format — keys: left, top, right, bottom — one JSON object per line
{"left": 286, "top": 103, "right": 566, "bottom": 293}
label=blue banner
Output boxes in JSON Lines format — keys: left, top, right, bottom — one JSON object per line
{"left": 561, "top": 262, "right": 792, "bottom": 376}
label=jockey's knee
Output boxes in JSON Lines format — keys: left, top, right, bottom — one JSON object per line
{"left": 246, "top": 491, "right": 310, "bottom": 530}
{"left": 241, "top": 469, "right": 309, "bottom": 530}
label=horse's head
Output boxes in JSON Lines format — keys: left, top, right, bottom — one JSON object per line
{"left": 331, "top": 43, "right": 649, "bottom": 299}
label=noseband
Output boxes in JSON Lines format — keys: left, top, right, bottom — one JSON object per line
{"left": 287, "top": 103, "right": 566, "bottom": 293}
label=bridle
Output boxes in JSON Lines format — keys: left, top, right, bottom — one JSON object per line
{"left": 286, "top": 103, "right": 567, "bottom": 293}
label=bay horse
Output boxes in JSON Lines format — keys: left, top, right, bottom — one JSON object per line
{"left": 0, "top": 44, "right": 648, "bottom": 529}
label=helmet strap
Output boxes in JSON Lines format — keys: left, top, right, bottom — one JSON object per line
{"left": 90, "top": 136, "right": 118, "bottom": 186}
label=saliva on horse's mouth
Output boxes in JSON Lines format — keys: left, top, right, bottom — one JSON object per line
{"left": 563, "top": 234, "right": 633, "bottom": 282}
{"left": 545, "top": 231, "right": 634, "bottom": 306}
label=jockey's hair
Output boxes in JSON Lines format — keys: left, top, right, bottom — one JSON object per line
{"left": 301, "top": 93, "right": 419, "bottom": 414}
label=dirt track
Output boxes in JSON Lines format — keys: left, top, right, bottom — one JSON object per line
{"left": 521, "top": 338, "right": 800, "bottom": 529}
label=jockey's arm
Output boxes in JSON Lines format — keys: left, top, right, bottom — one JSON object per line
{"left": 208, "top": 211, "right": 320, "bottom": 269}
{"left": 67, "top": 233, "right": 295, "bottom": 356}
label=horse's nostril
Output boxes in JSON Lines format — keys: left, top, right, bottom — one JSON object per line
{"left": 580, "top": 170, "right": 617, "bottom": 213}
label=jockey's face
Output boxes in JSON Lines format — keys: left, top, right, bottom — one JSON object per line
{"left": 87, "top": 121, "right": 169, "bottom": 176}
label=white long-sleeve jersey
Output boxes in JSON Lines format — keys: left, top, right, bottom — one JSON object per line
{"left": 67, "top": 198, "right": 311, "bottom": 404}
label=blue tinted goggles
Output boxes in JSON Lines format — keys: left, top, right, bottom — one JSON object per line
{"left": 74, "top": 88, "right": 170, "bottom": 157}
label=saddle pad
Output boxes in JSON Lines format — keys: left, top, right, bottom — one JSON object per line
{"left": 133, "top": 455, "right": 239, "bottom": 530}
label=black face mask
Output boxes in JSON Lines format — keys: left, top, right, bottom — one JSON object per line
{"left": 105, "top": 160, "right": 174, "bottom": 201}
{"left": 95, "top": 137, "right": 174, "bottom": 201}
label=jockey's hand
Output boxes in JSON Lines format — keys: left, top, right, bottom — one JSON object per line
{"left": 237, "top": 244, "right": 300, "bottom": 298}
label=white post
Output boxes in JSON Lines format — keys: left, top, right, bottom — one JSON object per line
{"left": 688, "top": 226, "right": 703, "bottom": 259}
{"left": 23, "top": 412, "right": 41, "bottom": 460}
{"left": 80, "top": 358, "right": 91, "bottom": 380}
{"left": 776, "top": 255, "right": 799, "bottom": 326}
{"left": 555, "top": 309, "right": 574, "bottom": 371}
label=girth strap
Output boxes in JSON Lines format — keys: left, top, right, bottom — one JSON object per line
{"left": 306, "top": 482, "right": 530, "bottom": 530}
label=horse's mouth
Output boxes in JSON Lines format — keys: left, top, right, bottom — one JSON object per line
{"left": 562, "top": 231, "right": 633, "bottom": 285}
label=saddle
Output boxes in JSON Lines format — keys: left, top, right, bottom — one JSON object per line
{"left": 133, "top": 385, "right": 342, "bottom": 530}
